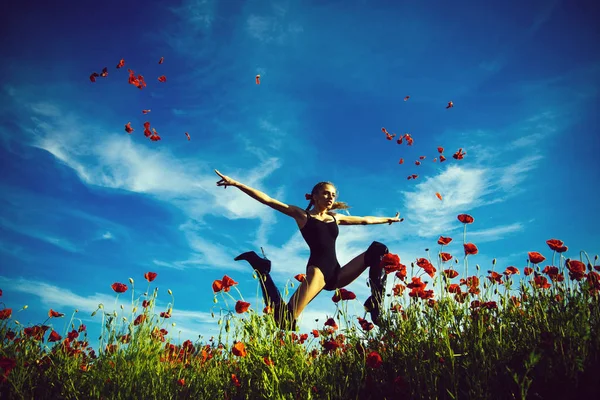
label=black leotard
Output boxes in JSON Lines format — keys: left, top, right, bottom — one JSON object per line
{"left": 300, "top": 211, "right": 340, "bottom": 291}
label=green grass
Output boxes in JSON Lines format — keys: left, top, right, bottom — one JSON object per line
{"left": 2, "top": 223, "right": 600, "bottom": 399}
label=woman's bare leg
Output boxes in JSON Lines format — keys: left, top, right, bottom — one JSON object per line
{"left": 287, "top": 266, "right": 326, "bottom": 319}
{"left": 334, "top": 252, "right": 367, "bottom": 288}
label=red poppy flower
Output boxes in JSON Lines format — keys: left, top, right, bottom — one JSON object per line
{"left": 160, "top": 311, "right": 171, "bottom": 318}
{"left": 235, "top": 300, "right": 250, "bottom": 314}
{"left": 533, "top": 275, "right": 551, "bottom": 289}
{"left": 457, "top": 214, "right": 474, "bottom": 224}
{"left": 324, "top": 318, "right": 338, "bottom": 330}
{"left": 438, "top": 236, "right": 453, "bottom": 245}
{"left": 447, "top": 284, "right": 461, "bottom": 293}
{"left": 177, "top": 378, "right": 185, "bottom": 386}
{"left": 528, "top": 252, "right": 546, "bottom": 264}
{"left": 546, "top": 239, "right": 564, "bottom": 252}
{"left": 111, "top": 283, "right": 128, "bottom": 293}
{"left": 417, "top": 258, "right": 436, "bottom": 277}
{"left": 395, "top": 264, "right": 407, "bottom": 280}
{"left": 144, "top": 272, "right": 158, "bottom": 282}
{"left": 48, "top": 309, "right": 64, "bottom": 318}
{"left": 366, "top": 351, "right": 383, "bottom": 368}
{"left": 556, "top": 245, "right": 568, "bottom": 253}
{"left": 453, "top": 148, "right": 466, "bottom": 160}
{"left": 566, "top": 259, "right": 586, "bottom": 281}
{"left": 134, "top": 314, "right": 146, "bottom": 326}
{"left": 381, "top": 253, "right": 401, "bottom": 273}
{"left": 464, "top": 243, "right": 478, "bottom": 256}
{"left": 504, "top": 266, "right": 519, "bottom": 276}
{"left": 332, "top": 288, "right": 356, "bottom": 303}
{"left": 440, "top": 252, "right": 452, "bottom": 262}
{"left": 443, "top": 269, "right": 459, "bottom": 279}
{"left": 232, "top": 341, "right": 247, "bottom": 357}
{"left": 221, "top": 275, "right": 238, "bottom": 292}
{"left": 48, "top": 330, "right": 62, "bottom": 342}
{"left": 487, "top": 271, "right": 503, "bottom": 284}
{"left": 524, "top": 267, "right": 533, "bottom": 276}
{"left": 392, "top": 284, "right": 405, "bottom": 296}
{"left": 0, "top": 309, "right": 11, "bottom": 320}
{"left": 294, "top": 274, "right": 306, "bottom": 282}
{"left": 142, "top": 300, "right": 150, "bottom": 308}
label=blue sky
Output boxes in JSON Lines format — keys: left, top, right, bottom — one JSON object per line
{"left": 1, "top": 0, "right": 599, "bottom": 347}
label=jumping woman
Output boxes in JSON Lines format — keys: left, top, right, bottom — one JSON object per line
{"left": 215, "top": 169, "right": 402, "bottom": 329}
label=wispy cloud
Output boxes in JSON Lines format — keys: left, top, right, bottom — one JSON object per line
{"left": 468, "top": 223, "right": 524, "bottom": 243}
{"left": 0, "top": 215, "right": 81, "bottom": 253}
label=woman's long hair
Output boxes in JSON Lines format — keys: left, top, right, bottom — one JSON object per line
{"left": 305, "top": 181, "right": 350, "bottom": 211}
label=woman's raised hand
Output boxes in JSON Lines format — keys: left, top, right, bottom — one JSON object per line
{"left": 215, "top": 169, "right": 238, "bottom": 189}
{"left": 388, "top": 212, "right": 402, "bottom": 225}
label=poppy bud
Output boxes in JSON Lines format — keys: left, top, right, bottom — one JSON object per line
{"left": 252, "top": 273, "right": 257, "bottom": 280}
{"left": 143, "top": 292, "right": 148, "bottom": 296}
{"left": 213, "top": 297, "right": 218, "bottom": 303}
{"left": 120, "top": 305, "right": 124, "bottom": 310}
{"left": 91, "top": 311, "right": 97, "bottom": 317}
{"left": 425, "top": 248, "right": 429, "bottom": 252}
{"left": 211, "top": 312, "right": 215, "bottom": 318}
{"left": 74, "top": 309, "right": 78, "bottom": 313}
{"left": 476, "top": 264, "right": 480, "bottom": 271}
{"left": 290, "top": 282, "right": 295, "bottom": 288}
{"left": 122, "top": 317, "right": 127, "bottom": 322}
{"left": 455, "top": 259, "right": 459, "bottom": 264}
{"left": 99, "top": 304, "right": 104, "bottom": 309}
{"left": 129, "top": 278, "right": 134, "bottom": 284}
{"left": 218, "top": 319, "right": 222, "bottom": 325}
{"left": 168, "top": 289, "right": 173, "bottom": 295}
{"left": 172, "top": 323, "right": 176, "bottom": 327}
{"left": 225, "top": 320, "right": 230, "bottom": 332}
{"left": 15, "top": 320, "right": 20, "bottom": 325}
{"left": 23, "top": 305, "right": 28, "bottom": 309}
{"left": 132, "top": 307, "right": 137, "bottom": 313}
{"left": 113, "top": 311, "right": 118, "bottom": 317}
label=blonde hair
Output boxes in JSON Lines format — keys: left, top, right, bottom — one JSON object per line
{"left": 305, "top": 181, "right": 350, "bottom": 211}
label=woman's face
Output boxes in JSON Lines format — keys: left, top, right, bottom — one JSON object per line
{"left": 314, "top": 184, "right": 337, "bottom": 209}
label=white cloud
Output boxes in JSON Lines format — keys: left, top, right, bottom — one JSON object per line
{"left": 101, "top": 231, "right": 114, "bottom": 240}
{"left": 496, "top": 154, "right": 544, "bottom": 192}
{"left": 0, "top": 216, "right": 81, "bottom": 253}
{"left": 402, "top": 165, "right": 494, "bottom": 237}
{"left": 468, "top": 223, "right": 524, "bottom": 243}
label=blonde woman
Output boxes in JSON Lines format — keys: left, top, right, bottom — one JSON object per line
{"left": 215, "top": 169, "right": 401, "bottom": 329}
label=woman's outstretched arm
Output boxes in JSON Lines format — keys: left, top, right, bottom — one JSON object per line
{"left": 215, "top": 169, "right": 304, "bottom": 218}
{"left": 335, "top": 212, "right": 402, "bottom": 226}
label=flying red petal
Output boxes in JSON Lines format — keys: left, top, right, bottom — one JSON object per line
{"left": 437, "top": 147, "right": 444, "bottom": 154}
{"left": 415, "top": 161, "right": 421, "bottom": 166}
{"left": 158, "top": 75, "right": 167, "bottom": 83}
{"left": 256, "top": 75, "right": 260, "bottom": 85}
{"left": 89, "top": 72, "right": 99, "bottom": 82}
{"left": 185, "top": 132, "right": 191, "bottom": 141}
{"left": 433, "top": 157, "right": 437, "bottom": 162}
{"left": 396, "top": 137, "right": 403, "bottom": 145}
{"left": 116, "top": 59, "right": 125, "bottom": 69}
{"left": 404, "top": 96, "right": 410, "bottom": 101}
{"left": 158, "top": 57, "right": 164, "bottom": 64}
{"left": 381, "top": 127, "right": 389, "bottom": 135}
{"left": 124, "top": 122, "right": 134, "bottom": 134}
{"left": 436, "top": 192, "right": 443, "bottom": 201}
{"left": 142, "top": 109, "right": 151, "bottom": 114}
{"left": 440, "top": 155, "right": 447, "bottom": 162}
{"left": 446, "top": 101, "right": 454, "bottom": 109}
{"left": 100, "top": 67, "right": 108, "bottom": 78}
{"left": 419, "top": 156, "right": 426, "bottom": 160}
{"left": 399, "top": 158, "right": 404, "bottom": 164}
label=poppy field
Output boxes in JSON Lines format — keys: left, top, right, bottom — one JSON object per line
{"left": 1, "top": 214, "right": 599, "bottom": 399}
